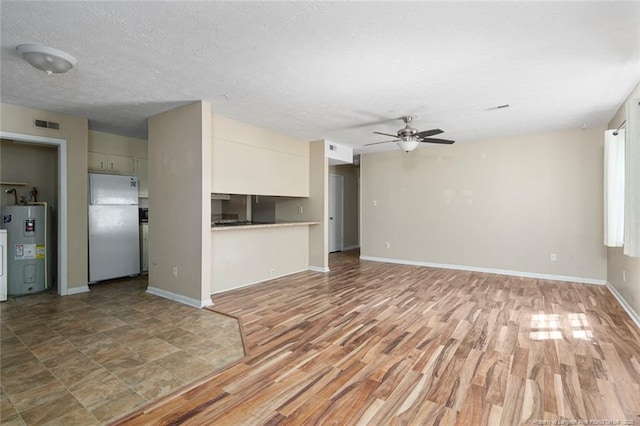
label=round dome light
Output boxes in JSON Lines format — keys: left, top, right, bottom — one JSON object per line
{"left": 17, "top": 44, "right": 77, "bottom": 75}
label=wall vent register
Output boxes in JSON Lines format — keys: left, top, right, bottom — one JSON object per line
{"left": 34, "top": 119, "right": 60, "bottom": 130}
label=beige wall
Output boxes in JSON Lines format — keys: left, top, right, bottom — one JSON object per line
{"left": 211, "top": 226, "right": 309, "bottom": 294}
{"left": 211, "top": 115, "right": 309, "bottom": 196}
{"left": 330, "top": 164, "right": 359, "bottom": 249}
{"left": 361, "top": 127, "right": 607, "bottom": 282}
{"left": 0, "top": 103, "right": 88, "bottom": 291}
{"left": 607, "top": 81, "right": 640, "bottom": 315}
{"left": 277, "top": 140, "right": 328, "bottom": 270}
{"left": 1, "top": 139, "right": 58, "bottom": 210}
{"left": 148, "top": 101, "right": 211, "bottom": 306}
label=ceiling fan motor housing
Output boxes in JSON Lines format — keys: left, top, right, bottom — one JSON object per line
{"left": 398, "top": 126, "right": 418, "bottom": 139}
{"left": 398, "top": 115, "right": 418, "bottom": 139}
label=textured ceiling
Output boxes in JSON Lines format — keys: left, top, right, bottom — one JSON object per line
{"left": 1, "top": 2, "right": 639, "bottom": 152}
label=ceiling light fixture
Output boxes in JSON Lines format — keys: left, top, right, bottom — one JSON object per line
{"left": 397, "top": 138, "right": 419, "bottom": 152}
{"left": 16, "top": 44, "right": 77, "bottom": 75}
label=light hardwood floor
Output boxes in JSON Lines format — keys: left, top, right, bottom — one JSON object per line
{"left": 117, "top": 250, "right": 640, "bottom": 425}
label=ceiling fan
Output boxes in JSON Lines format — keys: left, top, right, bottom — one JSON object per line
{"left": 365, "top": 115, "right": 454, "bottom": 152}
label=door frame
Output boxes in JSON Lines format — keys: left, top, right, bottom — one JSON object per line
{"left": 329, "top": 173, "right": 344, "bottom": 253}
{"left": 0, "top": 131, "right": 68, "bottom": 295}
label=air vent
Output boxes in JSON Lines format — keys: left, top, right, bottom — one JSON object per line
{"left": 34, "top": 119, "right": 60, "bottom": 130}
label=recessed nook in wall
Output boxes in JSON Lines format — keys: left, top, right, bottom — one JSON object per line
{"left": 0, "top": 131, "right": 69, "bottom": 295}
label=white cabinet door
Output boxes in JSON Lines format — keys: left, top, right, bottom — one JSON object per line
{"left": 106, "top": 154, "right": 134, "bottom": 174}
{"left": 88, "top": 151, "right": 107, "bottom": 171}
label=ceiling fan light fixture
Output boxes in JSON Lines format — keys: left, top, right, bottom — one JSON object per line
{"left": 397, "top": 139, "right": 419, "bottom": 152}
{"left": 17, "top": 44, "right": 77, "bottom": 75}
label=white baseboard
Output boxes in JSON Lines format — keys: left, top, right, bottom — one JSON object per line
{"left": 211, "top": 268, "right": 309, "bottom": 295}
{"left": 359, "top": 256, "right": 607, "bottom": 286}
{"left": 66, "top": 285, "right": 90, "bottom": 296}
{"left": 606, "top": 282, "right": 640, "bottom": 329}
{"left": 147, "top": 286, "right": 213, "bottom": 308}
{"left": 308, "top": 266, "right": 330, "bottom": 273}
{"left": 342, "top": 245, "right": 360, "bottom": 251}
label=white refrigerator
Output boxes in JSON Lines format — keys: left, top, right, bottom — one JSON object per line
{"left": 88, "top": 173, "right": 140, "bottom": 282}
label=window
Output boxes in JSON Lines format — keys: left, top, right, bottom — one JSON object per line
{"left": 604, "top": 129, "right": 625, "bottom": 247}
{"left": 607, "top": 98, "right": 640, "bottom": 257}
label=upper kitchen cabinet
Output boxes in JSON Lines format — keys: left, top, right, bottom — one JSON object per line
{"left": 211, "top": 115, "right": 309, "bottom": 197}
{"left": 88, "top": 151, "right": 108, "bottom": 171}
{"left": 107, "top": 153, "right": 135, "bottom": 174}
{"left": 88, "top": 131, "right": 148, "bottom": 196}
{"left": 89, "top": 151, "right": 133, "bottom": 174}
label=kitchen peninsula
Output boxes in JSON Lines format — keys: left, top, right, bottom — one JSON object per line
{"left": 210, "top": 192, "right": 319, "bottom": 293}
{"left": 211, "top": 220, "right": 319, "bottom": 294}
{"left": 208, "top": 115, "right": 330, "bottom": 298}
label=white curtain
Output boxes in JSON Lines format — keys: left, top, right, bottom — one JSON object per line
{"left": 624, "top": 98, "right": 640, "bottom": 257}
{"left": 604, "top": 129, "right": 625, "bottom": 247}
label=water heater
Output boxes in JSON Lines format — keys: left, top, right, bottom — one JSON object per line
{"left": 1, "top": 205, "right": 50, "bottom": 295}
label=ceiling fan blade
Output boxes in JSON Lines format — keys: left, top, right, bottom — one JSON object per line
{"left": 373, "top": 131, "right": 399, "bottom": 138}
{"left": 420, "top": 138, "right": 455, "bottom": 144}
{"left": 415, "top": 129, "right": 444, "bottom": 138}
{"left": 364, "top": 140, "right": 399, "bottom": 146}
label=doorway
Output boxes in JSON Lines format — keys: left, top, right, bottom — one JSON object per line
{"left": 329, "top": 173, "right": 343, "bottom": 253}
{"left": 0, "top": 131, "right": 68, "bottom": 295}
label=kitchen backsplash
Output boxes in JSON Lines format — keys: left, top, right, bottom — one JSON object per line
{"left": 252, "top": 195, "right": 276, "bottom": 223}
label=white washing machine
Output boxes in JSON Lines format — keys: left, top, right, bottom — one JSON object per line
{"left": 0, "top": 229, "right": 7, "bottom": 301}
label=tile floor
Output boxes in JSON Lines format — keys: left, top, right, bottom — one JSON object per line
{"left": 0, "top": 277, "right": 245, "bottom": 425}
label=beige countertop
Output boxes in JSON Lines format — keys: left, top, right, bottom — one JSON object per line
{"left": 211, "top": 221, "right": 319, "bottom": 231}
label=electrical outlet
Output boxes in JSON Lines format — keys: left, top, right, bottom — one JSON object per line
{"left": 298, "top": 206, "right": 304, "bottom": 214}
{"left": 550, "top": 253, "right": 557, "bottom": 262}
{"left": 373, "top": 200, "right": 377, "bottom": 207}
{"left": 270, "top": 268, "right": 275, "bottom": 277}
{"left": 172, "top": 266, "right": 178, "bottom": 277}
{"left": 622, "top": 270, "right": 626, "bottom": 282}
{"left": 385, "top": 242, "right": 390, "bottom": 249}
